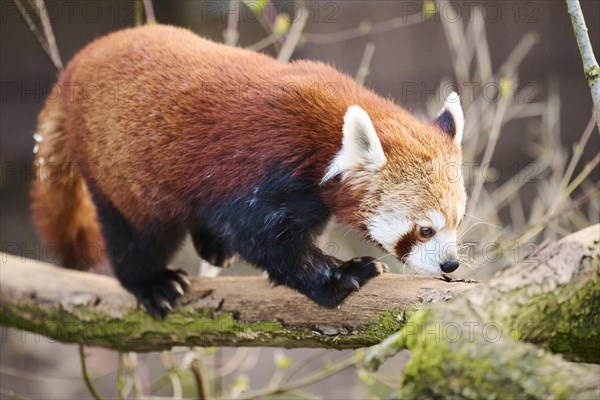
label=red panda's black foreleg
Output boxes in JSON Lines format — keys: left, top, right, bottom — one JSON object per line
{"left": 265, "top": 252, "right": 387, "bottom": 307}
{"left": 197, "top": 169, "right": 387, "bottom": 308}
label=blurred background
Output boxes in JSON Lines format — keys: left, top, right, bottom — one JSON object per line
{"left": 1, "top": 0, "right": 599, "bottom": 398}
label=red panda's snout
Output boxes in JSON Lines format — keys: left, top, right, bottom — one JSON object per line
{"left": 322, "top": 92, "right": 467, "bottom": 275}
{"left": 368, "top": 209, "right": 464, "bottom": 275}
{"left": 394, "top": 220, "right": 463, "bottom": 275}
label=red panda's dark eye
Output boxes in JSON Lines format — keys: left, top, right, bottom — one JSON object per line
{"left": 420, "top": 227, "right": 434, "bottom": 238}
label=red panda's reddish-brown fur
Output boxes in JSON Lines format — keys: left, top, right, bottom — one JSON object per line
{"left": 31, "top": 83, "right": 106, "bottom": 271}
{"left": 32, "top": 25, "right": 464, "bottom": 316}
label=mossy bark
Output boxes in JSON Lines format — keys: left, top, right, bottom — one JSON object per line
{"left": 365, "top": 225, "right": 600, "bottom": 399}
{"left": 0, "top": 254, "right": 473, "bottom": 351}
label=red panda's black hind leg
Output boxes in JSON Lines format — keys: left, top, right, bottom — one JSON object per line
{"left": 89, "top": 189, "right": 190, "bottom": 319}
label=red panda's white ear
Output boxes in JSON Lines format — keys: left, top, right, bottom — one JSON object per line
{"left": 322, "top": 105, "right": 386, "bottom": 183}
{"left": 434, "top": 92, "right": 464, "bottom": 145}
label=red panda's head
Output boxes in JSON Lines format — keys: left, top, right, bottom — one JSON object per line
{"left": 323, "top": 93, "right": 467, "bottom": 275}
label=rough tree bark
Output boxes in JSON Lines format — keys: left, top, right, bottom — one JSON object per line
{"left": 0, "top": 255, "right": 474, "bottom": 351}
{"left": 365, "top": 224, "right": 600, "bottom": 399}
{"left": 1, "top": 225, "right": 598, "bottom": 398}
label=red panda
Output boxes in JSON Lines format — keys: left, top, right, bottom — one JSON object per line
{"left": 31, "top": 25, "right": 467, "bottom": 318}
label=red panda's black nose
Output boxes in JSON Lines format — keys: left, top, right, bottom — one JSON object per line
{"left": 440, "top": 260, "right": 459, "bottom": 273}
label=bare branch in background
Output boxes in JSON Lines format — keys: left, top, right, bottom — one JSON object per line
{"left": 467, "top": 92, "right": 510, "bottom": 216}
{"left": 190, "top": 349, "right": 209, "bottom": 400}
{"left": 303, "top": 12, "right": 425, "bottom": 45}
{"left": 355, "top": 42, "right": 376, "bottom": 85}
{"left": 566, "top": 0, "right": 600, "bottom": 130}
{"left": 251, "top": 2, "right": 430, "bottom": 54}
{"left": 438, "top": 0, "right": 471, "bottom": 87}
{"left": 277, "top": 7, "right": 309, "bottom": 64}
{"left": 79, "top": 345, "right": 103, "bottom": 400}
{"left": 143, "top": 0, "right": 156, "bottom": 24}
{"left": 559, "top": 113, "right": 597, "bottom": 193}
{"left": 11, "top": 0, "right": 61, "bottom": 72}
{"left": 224, "top": 0, "right": 239, "bottom": 46}
{"left": 243, "top": 0, "right": 283, "bottom": 50}
{"left": 134, "top": 0, "right": 142, "bottom": 26}
{"left": 123, "top": 353, "right": 143, "bottom": 398}
{"left": 33, "top": 0, "right": 63, "bottom": 71}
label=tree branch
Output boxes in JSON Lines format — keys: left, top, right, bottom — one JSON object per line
{"left": 0, "top": 255, "right": 474, "bottom": 351}
{"left": 365, "top": 224, "right": 600, "bottom": 399}
{"left": 566, "top": 0, "right": 600, "bottom": 129}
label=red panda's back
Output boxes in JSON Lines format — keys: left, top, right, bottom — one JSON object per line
{"left": 60, "top": 25, "right": 294, "bottom": 225}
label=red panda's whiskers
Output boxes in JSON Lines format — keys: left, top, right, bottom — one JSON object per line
{"left": 459, "top": 220, "right": 501, "bottom": 242}
{"left": 458, "top": 258, "right": 479, "bottom": 279}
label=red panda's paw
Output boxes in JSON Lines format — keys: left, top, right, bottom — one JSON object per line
{"left": 342, "top": 256, "right": 388, "bottom": 282}
{"left": 132, "top": 269, "right": 191, "bottom": 319}
{"left": 317, "top": 257, "right": 387, "bottom": 308}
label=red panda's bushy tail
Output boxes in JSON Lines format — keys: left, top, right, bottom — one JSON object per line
{"left": 30, "top": 84, "right": 106, "bottom": 272}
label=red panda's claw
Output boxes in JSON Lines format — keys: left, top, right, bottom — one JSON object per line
{"left": 132, "top": 268, "right": 191, "bottom": 319}
{"left": 175, "top": 269, "right": 192, "bottom": 287}
{"left": 172, "top": 281, "right": 185, "bottom": 296}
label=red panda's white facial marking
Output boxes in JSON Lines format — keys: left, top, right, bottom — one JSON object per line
{"left": 367, "top": 210, "right": 412, "bottom": 252}
{"left": 404, "top": 210, "right": 461, "bottom": 274}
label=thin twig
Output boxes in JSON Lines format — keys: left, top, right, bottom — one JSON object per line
{"left": 143, "top": 0, "right": 156, "bottom": 24}
{"left": 303, "top": 12, "right": 425, "bottom": 44}
{"left": 280, "top": 349, "right": 330, "bottom": 385}
{"left": 355, "top": 42, "right": 376, "bottom": 85}
{"left": 207, "top": 348, "right": 250, "bottom": 378}
{"left": 467, "top": 90, "right": 510, "bottom": 216}
{"left": 564, "top": 153, "right": 600, "bottom": 196}
{"left": 240, "top": 353, "right": 360, "bottom": 399}
{"left": 509, "top": 183, "right": 599, "bottom": 244}
{"left": 242, "top": 0, "right": 282, "bottom": 50}
{"left": 160, "top": 351, "right": 183, "bottom": 399}
{"left": 123, "top": 353, "right": 143, "bottom": 398}
{"left": 464, "top": 32, "right": 539, "bottom": 159}
{"left": 11, "top": 0, "right": 59, "bottom": 72}
{"left": 134, "top": 0, "right": 142, "bottom": 26}
{"left": 33, "top": 0, "right": 63, "bottom": 71}
{"left": 247, "top": 32, "right": 281, "bottom": 51}
{"left": 224, "top": 0, "right": 239, "bottom": 46}
{"left": 277, "top": 7, "right": 309, "bottom": 64}
{"left": 439, "top": 0, "right": 471, "bottom": 87}
{"left": 190, "top": 351, "right": 209, "bottom": 400}
{"left": 473, "top": 7, "right": 493, "bottom": 85}
{"left": 559, "top": 112, "right": 597, "bottom": 192}
{"left": 78, "top": 345, "right": 103, "bottom": 400}
{"left": 0, "top": 387, "right": 29, "bottom": 400}
{"left": 117, "top": 353, "right": 126, "bottom": 400}
{"left": 566, "top": 0, "right": 600, "bottom": 130}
